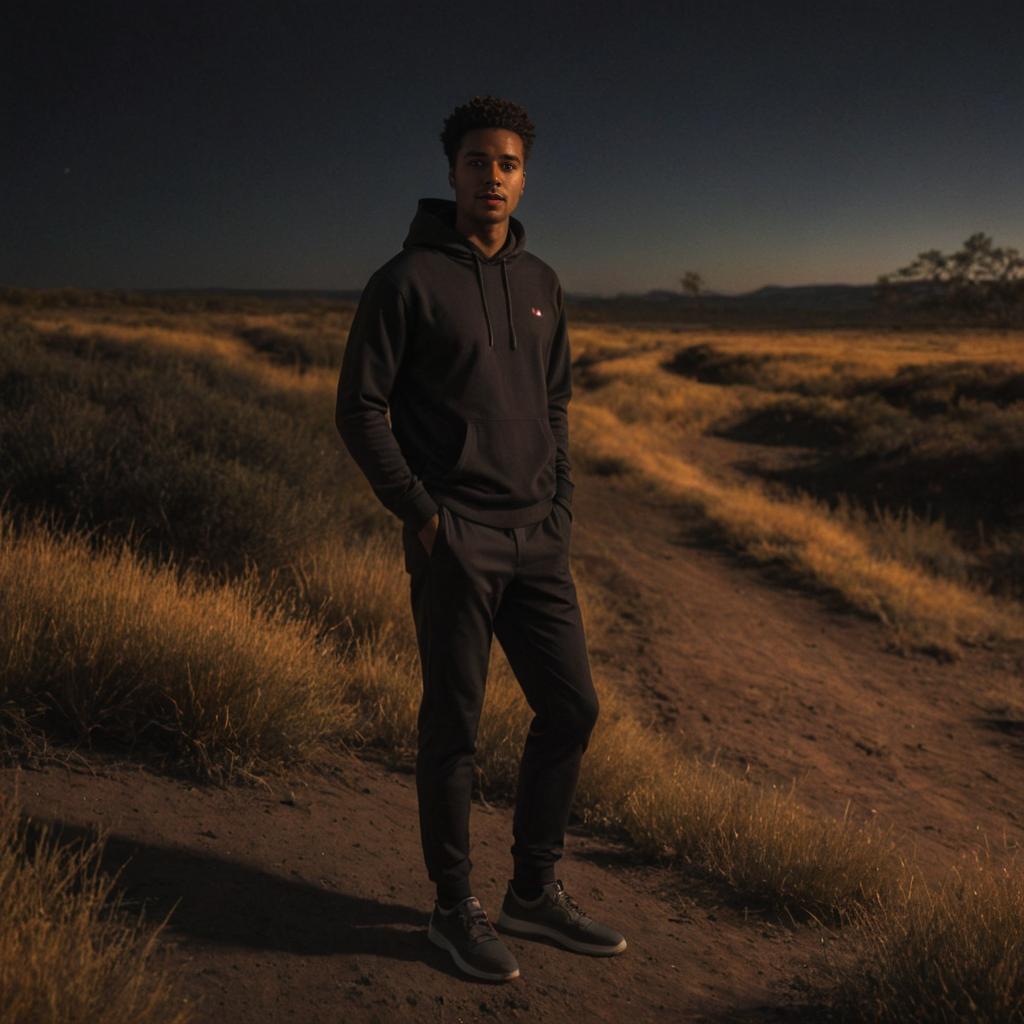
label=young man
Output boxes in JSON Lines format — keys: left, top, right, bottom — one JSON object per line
{"left": 335, "top": 95, "right": 626, "bottom": 982}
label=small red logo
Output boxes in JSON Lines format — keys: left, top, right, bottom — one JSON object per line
{"left": 530, "top": 307, "right": 543, "bottom": 317}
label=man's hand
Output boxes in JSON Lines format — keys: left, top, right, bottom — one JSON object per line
{"left": 417, "top": 512, "right": 440, "bottom": 555}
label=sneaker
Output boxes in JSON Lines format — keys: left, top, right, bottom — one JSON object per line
{"left": 427, "top": 896, "right": 521, "bottom": 982}
{"left": 497, "top": 879, "right": 627, "bottom": 956}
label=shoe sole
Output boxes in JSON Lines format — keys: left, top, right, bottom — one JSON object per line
{"left": 497, "top": 910, "right": 628, "bottom": 956}
{"left": 427, "top": 920, "right": 521, "bottom": 982}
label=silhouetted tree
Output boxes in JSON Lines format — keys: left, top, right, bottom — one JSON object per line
{"left": 680, "top": 271, "right": 704, "bottom": 299}
{"left": 877, "top": 233, "right": 1024, "bottom": 323}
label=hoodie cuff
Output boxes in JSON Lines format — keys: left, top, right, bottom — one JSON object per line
{"left": 403, "top": 490, "right": 440, "bottom": 533}
{"left": 554, "top": 478, "right": 574, "bottom": 519}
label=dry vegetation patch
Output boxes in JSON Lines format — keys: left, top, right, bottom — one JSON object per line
{"left": 810, "top": 848, "right": 1024, "bottom": 1023}
{"left": 0, "top": 510, "right": 356, "bottom": 783}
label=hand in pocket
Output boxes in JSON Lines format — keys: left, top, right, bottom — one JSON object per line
{"left": 418, "top": 510, "right": 442, "bottom": 555}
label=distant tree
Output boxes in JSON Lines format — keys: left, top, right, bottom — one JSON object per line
{"left": 680, "top": 271, "right": 704, "bottom": 299}
{"left": 877, "top": 232, "right": 1024, "bottom": 323}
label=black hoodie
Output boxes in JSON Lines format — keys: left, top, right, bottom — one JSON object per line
{"left": 335, "top": 197, "right": 575, "bottom": 531}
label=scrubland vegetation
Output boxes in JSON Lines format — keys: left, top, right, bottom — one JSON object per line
{"left": 2, "top": 292, "right": 1022, "bottom": 1020}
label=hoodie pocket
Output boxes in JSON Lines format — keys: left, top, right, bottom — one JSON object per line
{"left": 446, "top": 417, "right": 555, "bottom": 499}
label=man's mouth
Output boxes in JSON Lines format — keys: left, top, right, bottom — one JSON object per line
{"left": 478, "top": 193, "right": 505, "bottom": 202}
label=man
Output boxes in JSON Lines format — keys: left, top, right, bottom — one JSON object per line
{"left": 335, "top": 95, "right": 626, "bottom": 982}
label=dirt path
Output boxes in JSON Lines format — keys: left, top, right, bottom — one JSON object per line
{"left": 576, "top": 442, "right": 1024, "bottom": 878}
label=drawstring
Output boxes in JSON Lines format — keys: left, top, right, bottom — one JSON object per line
{"left": 502, "top": 261, "right": 518, "bottom": 350}
{"left": 472, "top": 251, "right": 517, "bottom": 350}
{"left": 472, "top": 253, "right": 495, "bottom": 348}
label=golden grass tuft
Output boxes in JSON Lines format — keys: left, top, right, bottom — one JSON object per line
{"left": 0, "top": 509, "right": 356, "bottom": 783}
{"left": 0, "top": 790, "right": 192, "bottom": 1024}
{"left": 575, "top": 709, "right": 897, "bottom": 919}
{"left": 812, "top": 848, "right": 1024, "bottom": 1021}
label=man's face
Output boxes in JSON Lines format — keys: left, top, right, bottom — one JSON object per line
{"left": 449, "top": 128, "right": 526, "bottom": 234}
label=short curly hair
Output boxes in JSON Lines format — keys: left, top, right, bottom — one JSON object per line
{"left": 440, "top": 95, "right": 536, "bottom": 168}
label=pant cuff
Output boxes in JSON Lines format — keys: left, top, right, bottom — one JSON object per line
{"left": 512, "top": 863, "right": 556, "bottom": 887}
{"left": 436, "top": 879, "right": 473, "bottom": 906}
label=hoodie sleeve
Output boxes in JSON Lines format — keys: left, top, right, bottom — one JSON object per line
{"left": 547, "top": 283, "right": 575, "bottom": 514}
{"left": 335, "top": 270, "right": 439, "bottom": 531}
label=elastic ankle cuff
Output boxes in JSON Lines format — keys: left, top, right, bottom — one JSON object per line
{"left": 437, "top": 886, "right": 472, "bottom": 910}
{"left": 513, "top": 868, "right": 555, "bottom": 888}
{"left": 510, "top": 880, "right": 545, "bottom": 904}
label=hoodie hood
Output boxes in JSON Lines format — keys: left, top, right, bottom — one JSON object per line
{"left": 403, "top": 197, "right": 526, "bottom": 350}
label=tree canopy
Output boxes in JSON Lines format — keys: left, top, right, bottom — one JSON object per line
{"left": 878, "top": 233, "right": 1024, "bottom": 323}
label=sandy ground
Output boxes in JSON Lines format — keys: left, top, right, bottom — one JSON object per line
{"left": 3, "top": 431, "right": 1023, "bottom": 1022}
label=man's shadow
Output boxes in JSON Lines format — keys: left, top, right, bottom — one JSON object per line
{"left": 15, "top": 814, "right": 469, "bottom": 979}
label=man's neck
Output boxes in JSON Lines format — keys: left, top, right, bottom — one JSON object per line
{"left": 455, "top": 216, "right": 508, "bottom": 260}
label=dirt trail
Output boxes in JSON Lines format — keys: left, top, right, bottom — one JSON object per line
{"left": 3, "top": 439, "right": 1023, "bottom": 1021}
{"left": 576, "top": 441, "right": 1024, "bottom": 878}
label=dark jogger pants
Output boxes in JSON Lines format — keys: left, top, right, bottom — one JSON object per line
{"left": 401, "top": 499, "right": 599, "bottom": 903}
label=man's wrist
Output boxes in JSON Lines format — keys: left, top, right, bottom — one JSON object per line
{"left": 404, "top": 493, "right": 439, "bottom": 534}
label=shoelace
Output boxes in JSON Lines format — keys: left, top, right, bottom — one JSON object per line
{"left": 551, "top": 881, "right": 591, "bottom": 923}
{"left": 456, "top": 899, "right": 498, "bottom": 945}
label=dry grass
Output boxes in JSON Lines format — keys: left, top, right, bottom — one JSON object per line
{"left": 0, "top": 508, "right": 356, "bottom": 783}
{"left": 576, "top": 712, "right": 898, "bottom": 919}
{"left": 0, "top": 788, "right": 192, "bottom": 1024}
{"left": 576, "top": 343, "right": 754, "bottom": 434}
{"left": 0, "top": 315, "right": 363, "bottom": 578}
{"left": 653, "top": 327, "right": 1024, "bottom": 377}
{"left": 810, "top": 848, "right": 1024, "bottom": 1022}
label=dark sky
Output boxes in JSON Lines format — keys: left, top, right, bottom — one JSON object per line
{"left": 4, "top": 0, "right": 1023, "bottom": 295}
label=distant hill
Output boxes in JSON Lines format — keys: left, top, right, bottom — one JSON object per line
{"left": 602, "top": 283, "right": 880, "bottom": 311}
{"left": 558, "top": 282, "right": 886, "bottom": 326}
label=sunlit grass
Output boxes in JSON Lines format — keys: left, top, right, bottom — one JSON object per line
{"left": 0, "top": 508, "right": 356, "bottom": 783}
{"left": 811, "top": 848, "right": 1024, "bottom": 1022}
